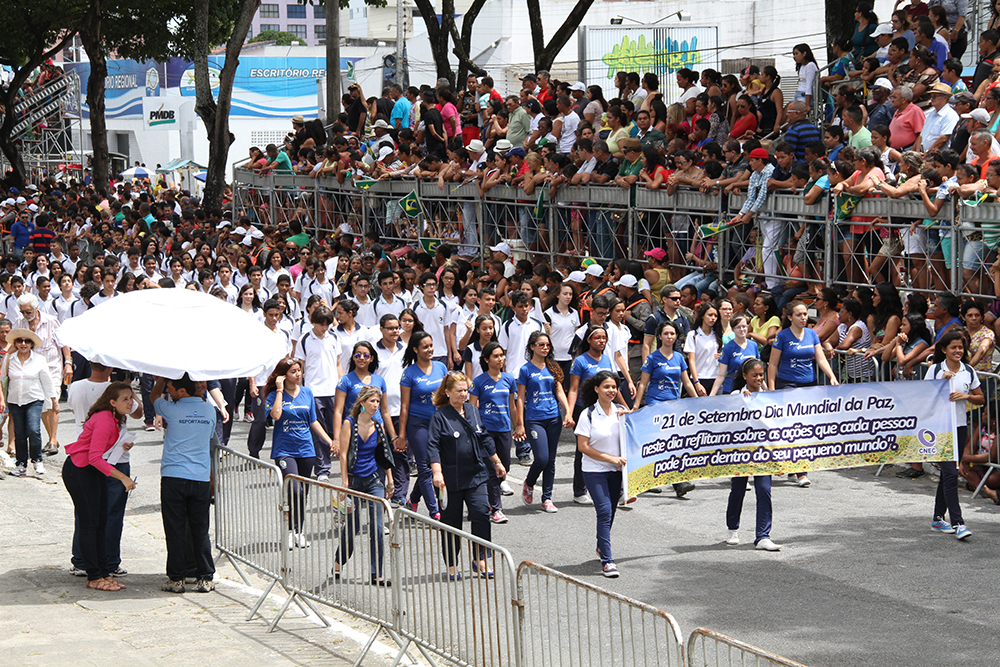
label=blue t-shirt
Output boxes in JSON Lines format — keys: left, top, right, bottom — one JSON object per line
{"left": 719, "top": 339, "right": 760, "bottom": 394}
{"left": 344, "top": 416, "right": 378, "bottom": 477}
{"left": 401, "top": 361, "right": 448, "bottom": 423}
{"left": 390, "top": 96, "right": 412, "bottom": 128}
{"left": 266, "top": 386, "right": 318, "bottom": 459}
{"left": 517, "top": 362, "right": 560, "bottom": 421}
{"left": 570, "top": 352, "right": 614, "bottom": 405}
{"left": 773, "top": 327, "right": 821, "bottom": 384}
{"left": 640, "top": 349, "right": 688, "bottom": 404}
{"left": 471, "top": 371, "right": 518, "bottom": 432}
{"left": 154, "top": 396, "right": 217, "bottom": 482}
{"left": 336, "top": 372, "right": 387, "bottom": 425}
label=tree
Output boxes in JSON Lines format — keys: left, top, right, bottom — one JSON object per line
{"left": 526, "top": 0, "right": 596, "bottom": 73}
{"left": 193, "top": 0, "right": 261, "bottom": 211}
{"left": 0, "top": 0, "right": 86, "bottom": 188}
{"left": 78, "top": 0, "right": 109, "bottom": 193}
{"left": 249, "top": 29, "right": 301, "bottom": 45}
{"left": 410, "top": 0, "right": 486, "bottom": 88}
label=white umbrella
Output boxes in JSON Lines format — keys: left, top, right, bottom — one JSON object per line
{"left": 120, "top": 166, "right": 153, "bottom": 180}
{"left": 55, "top": 289, "right": 288, "bottom": 380}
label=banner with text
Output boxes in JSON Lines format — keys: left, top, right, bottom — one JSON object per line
{"left": 623, "top": 381, "right": 957, "bottom": 495}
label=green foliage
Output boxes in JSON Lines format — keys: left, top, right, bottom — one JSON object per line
{"left": 0, "top": 0, "right": 87, "bottom": 69}
{"left": 248, "top": 29, "right": 301, "bottom": 45}
{"left": 106, "top": 0, "right": 241, "bottom": 63}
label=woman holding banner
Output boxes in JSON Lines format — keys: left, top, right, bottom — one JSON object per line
{"left": 767, "top": 301, "right": 838, "bottom": 488}
{"left": 926, "top": 330, "right": 983, "bottom": 541}
{"left": 710, "top": 315, "right": 760, "bottom": 396}
{"left": 575, "top": 370, "right": 628, "bottom": 578}
{"left": 634, "top": 321, "right": 698, "bottom": 408}
{"left": 725, "top": 358, "right": 780, "bottom": 551}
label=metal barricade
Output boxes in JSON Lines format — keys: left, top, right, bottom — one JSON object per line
{"left": 687, "top": 628, "right": 807, "bottom": 667}
{"left": 816, "top": 348, "right": 880, "bottom": 387}
{"left": 517, "top": 560, "right": 685, "bottom": 667}
{"left": 212, "top": 445, "right": 289, "bottom": 621}
{"left": 391, "top": 507, "right": 521, "bottom": 667}
{"left": 635, "top": 187, "right": 721, "bottom": 289}
{"left": 483, "top": 183, "right": 553, "bottom": 266}
{"left": 547, "top": 184, "right": 632, "bottom": 267}
{"left": 967, "top": 369, "right": 1000, "bottom": 500}
{"left": 419, "top": 180, "right": 485, "bottom": 262}
{"left": 362, "top": 178, "right": 420, "bottom": 255}
{"left": 271, "top": 475, "right": 405, "bottom": 661}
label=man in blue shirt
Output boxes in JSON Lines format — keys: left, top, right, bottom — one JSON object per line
{"left": 9, "top": 207, "right": 33, "bottom": 259}
{"left": 389, "top": 84, "right": 411, "bottom": 129}
{"left": 152, "top": 374, "right": 218, "bottom": 594}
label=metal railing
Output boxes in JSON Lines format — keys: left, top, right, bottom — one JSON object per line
{"left": 232, "top": 171, "right": 1000, "bottom": 302}
{"left": 517, "top": 561, "right": 685, "bottom": 667}
{"left": 687, "top": 628, "right": 809, "bottom": 667}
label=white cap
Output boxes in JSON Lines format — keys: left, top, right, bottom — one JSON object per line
{"left": 873, "top": 77, "right": 893, "bottom": 90}
{"left": 27, "top": 203, "right": 38, "bottom": 212}
{"left": 241, "top": 235, "right": 253, "bottom": 246}
{"left": 373, "top": 119, "right": 392, "bottom": 129}
{"left": 567, "top": 270, "right": 587, "bottom": 283}
{"left": 871, "top": 23, "right": 893, "bottom": 37}
{"left": 232, "top": 226, "right": 247, "bottom": 235}
{"left": 2, "top": 199, "right": 13, "bottom": 206}
{"left": 15, "top": 197, "right": 25, "bottom": 204}
{"left": 25, "top": 184, "right": 38, "bottom": 191}
{"left": 377, "top": 145, "right": 394, "bottom": 161}
{"left": 962, "top": 108, "right": 992, "bottom": 124}
{"left": 216, "top": 220, "right": 232, "bottom": 229}
{"left": 250, "top": 227, "right": 265, "bottom": 240}
{"left": 570, "top": 82, "right": 587, "bottom": 92}
{"left": 490, "top": 241, "right": 512, "bottom": 256}
{"left": 584, "top": 263, "right": 604, "bottom": 278}
{"left": 614, "top": 274, "right": 638, "bottom": 288}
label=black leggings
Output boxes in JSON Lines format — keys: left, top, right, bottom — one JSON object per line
{"left": 275, "top": 456, "right": 316, "bottom": 532}
{"left": 62, "top": 459, "right": 108, "bottom": 581}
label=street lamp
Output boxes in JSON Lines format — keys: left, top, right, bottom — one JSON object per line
{"left": 611, "top": 10, "right": 691, "bottom": 25}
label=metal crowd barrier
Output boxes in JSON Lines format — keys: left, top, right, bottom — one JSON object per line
{"left": 391, "top": 507, "right": 521, "bottom": 667}
{"left": 516, "top": 561, "right": 685, "bottom": 667}
{"left": 269, "top": 475, "right": 419, "bottom": 665}
{"left": 687, "top": 628, "right": 808, "bottom": 667}
{"left": 211, "top": 445, "right": 293, "bottom": 622}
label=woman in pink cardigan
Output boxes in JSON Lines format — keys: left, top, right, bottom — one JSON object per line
{"left": 62, "top": 382, "right": 138, "bottom": 591}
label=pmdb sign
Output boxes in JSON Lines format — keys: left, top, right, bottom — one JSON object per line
{"left": 148, "top": 106, "right": 176, "bottom": 127}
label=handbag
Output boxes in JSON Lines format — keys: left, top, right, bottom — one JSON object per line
{"left": 1, "top": 352, "right": 9, "bottom": 401}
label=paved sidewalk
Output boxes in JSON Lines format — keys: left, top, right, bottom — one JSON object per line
{"left": 0, "top": 416, "right": 411, "bottom": 667}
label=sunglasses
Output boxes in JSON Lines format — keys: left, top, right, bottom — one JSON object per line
{"left": 535, "top": 342, "right": 551, "bottom": 347}
{"left": 15, "top": 338, "right": 32, "bottom": 344}
{"left": 666, "top": 295, "right": 681, "bottom": 301}
{"left": 353, "top": 352, "right": 371, "bottom": 360}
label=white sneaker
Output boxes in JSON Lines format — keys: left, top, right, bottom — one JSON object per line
{"left": 317, "top": 474, "right": 329, "bottom": 482}
{"left": 295, "top": 532, "right": 310, "bottom": 548}
{"left": 755, "top": 538, "right": 781, "bottom": 551}
{"left": 573, "top": 494, "right": 593, "bottom": 505}
{"left": 8, "top": 464, "right": 26, "bottom": 477}
{"left": 541, "top": 499, "right": 558, "bottom": 513}
{"left": 287, "top": 532, "right": 295, "bottom": 551}
{"left": 32, "top": 461, "right": 44, "bottom": 475}
{"left": 797, "top": 476, "right": 811, "bottom": 487}
{"left": 499, "top": 480, "right": 514, "bottom": 496}
{"left": 725, "top": 530, "right": 740, "bottom": 546}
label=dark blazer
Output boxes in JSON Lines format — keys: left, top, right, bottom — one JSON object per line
{"left": 427, "top": 402, "right": 495, "bottom": 490}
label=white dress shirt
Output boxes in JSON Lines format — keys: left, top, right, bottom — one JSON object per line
{"left": 2, "top": 350, "right": 57, "bottom": 405}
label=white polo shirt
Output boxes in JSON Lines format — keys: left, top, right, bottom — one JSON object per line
{"left": 499, "top": 316, "right": 544, "bottom": 375}
{"left": 296, "top": 329, "right": 343, "bottom": 397}
{"left": 413, "top": 296, "right": 454, "bottom": 358}
{"left": 375, "top": 339, "right": 406, "bottom": 416}
{"left": 574, "top": 401, "right": 625, "bottom": 473}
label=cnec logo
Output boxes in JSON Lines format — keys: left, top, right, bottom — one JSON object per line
{"left": 148, "top": 106, "right": 176, "bottom": 127}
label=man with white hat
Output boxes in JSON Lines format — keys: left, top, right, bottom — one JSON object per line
{"left": 871, "top": 23, "right": 894, "bottom": 62}
{"left": 957, "top": 105, "right": 1000, "bottom": 162}
{"left": 569, "top": 82, "right": 587, "bottom": 115}
{"left": 489, "top": 241, "right": 516, "bottom": 278}
{"left": 369, "top": 119, "right": 395, "bottom": 157}
{"left": 914, "top": 82, "right": 959, "bottom": 153}
{"left": 567, "top": 270, "right": 587, "bottom": 285}
{"left": 867, "top": 78, "right": 895, "bottom": 130}
{"left": 494, "top": 138, "right": 514, "bottom": 155}
{"left": 614, "top": 273, "right": 651, "bottom": 379}
{"left": 580, "top": 263, "right": 613, "bottom": 325}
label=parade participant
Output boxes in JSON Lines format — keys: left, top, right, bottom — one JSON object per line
{"left": 461, "top": 315, "right": 496, "bottom": 382}
{"left": 151, "top": 374, "right": 217, "bottom": 594}
{"left": 575, "top": 370, "right": 629, "bottom": 578}
{"left": 927, "top": 330, "right": 983, "bottom": 541}
{"left": 373, "top": 314, "right": 408, "bottom": 506}
{"left": 517, "top": 332, "right": 572, "bottom": 513}
{"left": 62, "top": 382, "right": 137, "bottom": 590}
{"left": 332, "top": 341, "right": 395, "bottom": 442}
{"left": 469, "top": 342, "right": 518, "bottom": 523}
{"left": 725, "top": 359, "right": 780, "bottom": 551}
{"left": 335, "top": 385, "right": 394, "bottom": 586}
{"left": 710, "top": 314, "right": 760, "bottom": 395}
{"left": 246, "top": 299, "right": 291, "bottom": 456}
{"left": 295, "top": 305, "right": 343, "bottom": 481}
{"left": 684, "top": 301, "right": 724, "bottom": 396}
{"left": 399, "top": 332, "right": 448, "bottom": 518}
{"left": 429, "top": 372, "right": 506, "bottom": 579}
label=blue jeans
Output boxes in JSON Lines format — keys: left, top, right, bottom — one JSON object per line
{"left": 336, "top": 471, "right": 387, "bottom": 577}
{"left": 72, "top": 461, "right": 130, "bottom": 571}
{"left": 726, "top": 475, "right": 772, "bottom": 544}
{"left": 524, "top": 416, "right": 563, "bottom": 502}
{"left": 406, "top": 416, "right": 439, "bottom": 514}
{"left": 10, "top": 400, "right": 43, "bottom": 465}
{"left": 485, "top": 431, "right": 512, "bottom": 511}
{"left": 583, "top": 470, "right": 622, "bottom": 564}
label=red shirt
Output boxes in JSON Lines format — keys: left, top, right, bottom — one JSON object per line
{"left": 888, "top": 102, "right": 925, "bottom": 149}
{"left": 65, "top": 410, "right": 120, "bottom": 476}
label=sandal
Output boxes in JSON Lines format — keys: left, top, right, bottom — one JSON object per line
{"left": 87, "top": 577, "right": 125, "bottom": 591}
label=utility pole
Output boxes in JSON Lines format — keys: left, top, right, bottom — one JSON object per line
{"left": 395, "top": 0, "right": 404, "bottom": 85}
{"left": 326, "top": 0, "right": 340, "bottom": 123}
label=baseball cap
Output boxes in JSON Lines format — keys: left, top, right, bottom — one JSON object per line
{"left": 250, "top": 227, "right": 265, "bottom": 239}
{"left": 567, "top": 271, "right": 587, "bottom": 284}
{"left": 584, "top": 263, "right": 604, "bottom": 278}
{"left": 953, "top": 91, "right": 977, "bottom": 105}
{"left": 962, "top": 108, "right": 992, "bottom": 124}
{"left": 377, "top": 145, "right": 394, "bottom": 161}
{"left": 614, "top": 275, "right": 638, "bottom": 288}
{"left": 570, "top": 82, "right": 587, "bottom": 92}
{"left": 232, "top": 226, "right": 247, "bottom": 235}
{"left": 490, "top": 241, "right": 512, "bottom": 255}
{"left": 873, "top": 77, "right": 893, "bottom": 90}
{"left": 871, "top": 23, "right": 893, "bottom": 37}
{"left": 507, "top": 147, "right": 526, "bottom": 158}
{"left": 748, "top": 148, "right": 770, "bottom": 160}
{"left": 25, "top": 184, "right": 37, "bottom": 191}
{"left": 216, "top": 220, "right": 232, "bottom": 229}
{"left": 521, "top": 73, "right": 538, "bottom": 82}
{"left": 15, "top": 197, "right": 26, "bottom": 204}
{"left": 241, "top": 235, "right": 252, "bottom": 246}
{"left": 373, "top": 119, "right": 392, "bottom": 129}
{"left": 644, "top": 247, "right": 668, "bottom": 261}
{"left": 27, "top": 203, "right": 38, "bottom": 212}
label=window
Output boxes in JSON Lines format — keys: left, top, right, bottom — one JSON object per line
{"left": 260, "top": 23, "right": 280, "bottom": 32}
{"left": 260, "top": 3, "right": 279, "bottom": 18}
{"left": 314, "top": 25, "right": 326, "bottom": 40}
{"left": 314, "top": 4, "right": 325, "bottom": 18}
{"left": 287, "top": 3, "right": 306, "bottom": 18}
{"left": 288, "top": 24, "right": 306, "bottom": 39}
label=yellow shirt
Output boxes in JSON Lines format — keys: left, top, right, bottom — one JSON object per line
{"left": 751, "top": 315, "right": 780, "bottom": 340}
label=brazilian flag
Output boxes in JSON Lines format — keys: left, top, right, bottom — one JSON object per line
{"left": 834, "top": 193, "right": 863, "bottom": 222}
{"left": 399, "top": 190, "right": 423, "bottom": 218}
{"left": 531, "top": 188, "right": 546, "bottom": 220}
